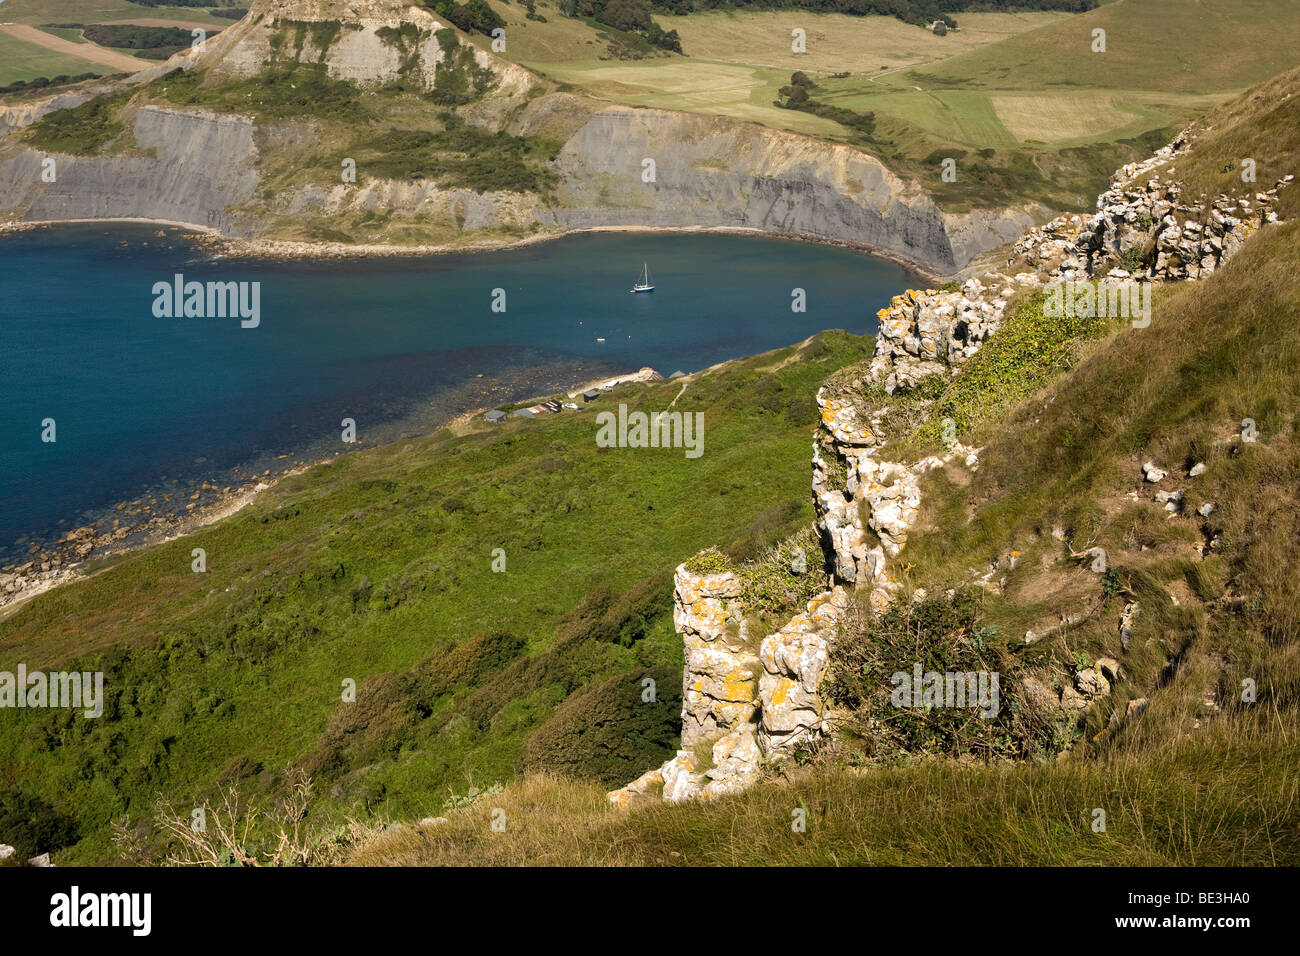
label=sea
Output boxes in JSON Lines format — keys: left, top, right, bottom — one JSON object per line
{"left": 0, "top": 223, "right": 917, "bottom": 560}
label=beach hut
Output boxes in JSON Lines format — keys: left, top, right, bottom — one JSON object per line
{"left": 583, "top": 389, "right": 600, "bottom": 401}
{"left": 484, "top": 409, "right": 507, "bottom": 423}
{"left": 512, "top": 407, "right": 538, "bottom": 419}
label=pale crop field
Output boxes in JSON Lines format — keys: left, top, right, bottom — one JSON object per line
{"left": 524, "top": 58, "right": 846, "bottom": 137}
{"left": 656, "top": 10, "right": 1071, "bottom": 77}
{"left": 991, "top": 93, "right": 1167, "bottom": 146}
{"left": 0, "top": 31, "right": 107, "bottom": 85}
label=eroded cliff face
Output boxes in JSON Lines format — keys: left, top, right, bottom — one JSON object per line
{"left": 0, "top": 91, "right": 101, "bottom": 141}
{"left": 0, "top": 106, "right": 260, "bottom": 231}
{"left": 201, "top": 0, "right": 536, "bottom": 96}
{"left": 0, "top": 1, "right": 1033, "bottom": 275}
{"left": 539, "top": 104, "right": 1036, "bottom": 274}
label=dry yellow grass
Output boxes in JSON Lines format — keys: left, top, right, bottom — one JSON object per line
{"left": 658, "top": 10, "right": 1071, "bottom": 77}
{"left": 990, "top": 93, "right": 1158, "bottom": 144}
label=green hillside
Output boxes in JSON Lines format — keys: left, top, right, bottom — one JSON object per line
{"left": 0, "top": 331, "right": 872, "bottom": 864}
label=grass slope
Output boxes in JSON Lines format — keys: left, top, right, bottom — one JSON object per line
{"left": 0, "top": 331, "right": 873, "bottom": 864}
{"left": 913, "top": 0, "right": 1300, "bottom": 95}
{"left": 354, "top": 71, "right": 1300, "bottom": 867}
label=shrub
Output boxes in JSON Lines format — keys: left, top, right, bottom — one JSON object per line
{"left": 519, "top": 665, "right": 681, "bottom": 787}
{"left": 824, "top": 589, "right": 1057, "bottom": 762}
{"left": 25, "top": 91, "right": 131, "bottom": 155}
{"left": 683, "top": 546, "right": 734, "bottom": 575}
{"left": 0, "top": 790, "right": 79, "bottom": 861}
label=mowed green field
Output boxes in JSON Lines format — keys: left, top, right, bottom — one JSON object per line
{"left": 36, "top": 27, "right": 90, "bottom": 45}
{"left": 0, "top": 32, "right": 107, "bottom": 85}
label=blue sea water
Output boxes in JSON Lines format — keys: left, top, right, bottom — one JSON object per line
{"left": 0, "top": 224, "right": 914, "bottom": 557}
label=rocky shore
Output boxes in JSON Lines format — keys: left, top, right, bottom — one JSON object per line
{"left": 1, "top": 362, "right": 663, "bottom": 616}
{"left": 0, "top": 466, "right": 310, "bottom": 616}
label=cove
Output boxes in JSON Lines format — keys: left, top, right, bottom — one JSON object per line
{"left": 0, "top": 224, "right": 917, "bottom": 559}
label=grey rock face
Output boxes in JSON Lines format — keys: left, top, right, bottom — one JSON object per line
{"left": 0, "top": 106, "right": 260, "bottom": 233}
{"left": 551, "top": 106, "right": 1033, "bottom": 274}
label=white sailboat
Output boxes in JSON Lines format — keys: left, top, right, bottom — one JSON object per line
{"left": 630, "top": 263, "right": 654, "bottom": 293}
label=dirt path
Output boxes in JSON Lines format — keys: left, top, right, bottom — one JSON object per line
{"left": 0, "top": 23, "right": 148, "bottom": 73}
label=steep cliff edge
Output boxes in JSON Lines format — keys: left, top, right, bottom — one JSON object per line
{"left": 0, "top": 1, "right": 1033, "bottom": 275}
{"left": 537, "top": 102, "right": 1034, "bottom": 275}
{"left": 610, "top": 98, "right": 1296, "bottom": 806}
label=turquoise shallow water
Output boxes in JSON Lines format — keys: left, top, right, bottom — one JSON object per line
{"left": 0, "top": 224, "right": 914, "bottom": 557}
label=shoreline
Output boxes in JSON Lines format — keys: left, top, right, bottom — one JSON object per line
{"left": 0, "top": 215, "right": 906, "bottom": 614}
{"left": 0, "top": 217, "right": 948, "bottom": 285}
{"left": 0, "top": 364, "right": 664, "bottom": 619}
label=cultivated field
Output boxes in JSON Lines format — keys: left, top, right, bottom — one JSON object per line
{"left": 0, "top": 0, "right": 235, "bottom": 85}
{"left": 522, "top": 58, "right": 845, "bottom": 137}
{"left": 655, "top": 9, "right": 1071, "bottom": 76}
{"left": 0, "top": 24, "right": 148, "bottom": 75}
{"left": 506, "top": 6, "right": 1069, "bottom": 139}
{"left": 0, "top": 30, "right": 111, "bottom": 85}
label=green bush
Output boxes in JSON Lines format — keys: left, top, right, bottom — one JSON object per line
{"left": 429, "top": 31, "right": 498, "bottom": 105}
{"left": 0, "top": 790, "right": 79, "bottom": 861}
{"left": 824, "top": 589, "right": 1058, "bottom": 762}
{"left": 154, "top": 65, "right": 364, "bottom": 120}
{"left": 357, "top": 117, "right": 557, "bottom": 194}
{"left": 25, "top": 91, "right": 131, "bottom": 155}
{"left": 519, "top": 665, "right": 681, "bottom": 787}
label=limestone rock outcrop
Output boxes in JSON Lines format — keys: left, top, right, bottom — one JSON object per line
{"left": 757, "top": 587, "right": 850, "bottom": 755}
{"left": 611, "top": 125, "right": 1292, "bottom": 809}
{"left": 674, "top": 566, "right": 760, "bottom": 747}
